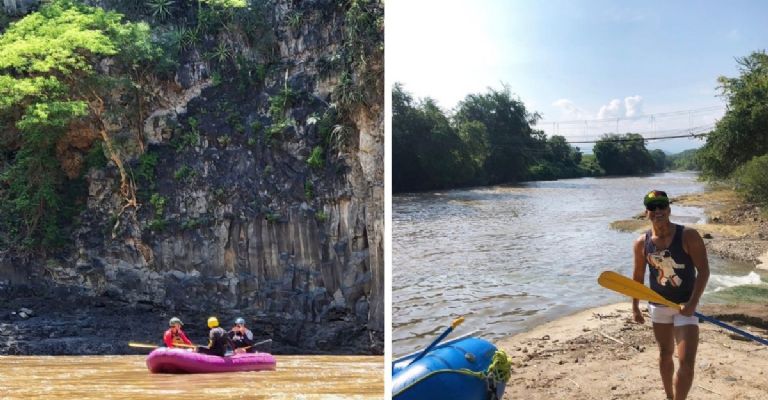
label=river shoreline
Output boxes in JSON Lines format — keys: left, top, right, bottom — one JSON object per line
{"left": 497, "top": 186, "right": 768, "bottom": 399}
{"left": 0, "top": 283, "right": 383, "bottom": 356}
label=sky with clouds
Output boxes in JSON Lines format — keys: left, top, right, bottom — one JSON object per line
{"left": 387, "top": 0, "right": 768, "bottom": 153}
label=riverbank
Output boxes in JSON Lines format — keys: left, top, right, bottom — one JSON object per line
{"left": 497, "top": 303, "right": 768, "bottom": 400}
{"left": 0, "top": 283, "right": 382, "bottom": 355}
{"left": 498, "top": 187, "right": 768, "bottom": 399}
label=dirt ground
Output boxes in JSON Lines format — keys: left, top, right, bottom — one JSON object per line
{"left": 498, "top": 303, "right": 768, "bottom": 400}
{"left": 497, "top": 188, "right": 768, "bottom": 399}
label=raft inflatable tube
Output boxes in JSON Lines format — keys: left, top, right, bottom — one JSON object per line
{"left": 146, "top": 348, "right": 277, "bottom": 374}
{"left": 392, "top": 335, "right": 508, "bottom": 400}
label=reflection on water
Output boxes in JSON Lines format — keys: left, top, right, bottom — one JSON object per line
{"left": 393, "top": 172, "right": 763, "bottom": 357}
{"left": 0, "top": 355, "right": 383, "bottom": 399}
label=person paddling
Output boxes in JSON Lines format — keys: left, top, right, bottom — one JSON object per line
{"left": 228, "top": 317, "right": 256, "bottom": 354}
{"left": 632, "top": 190, "right": 710, "bottom": 400}
{"left": 196, "top": 316, "right": 234, "bottom": 356}
{"left": 163, "top": 317, "right": 193, "bottom": 348}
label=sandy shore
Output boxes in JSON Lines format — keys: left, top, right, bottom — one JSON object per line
{"left": 497, "top": 188, "right": 768, "bottom": 399}
{"left": 497, "top": 303, "right": 768, "bottom": 399}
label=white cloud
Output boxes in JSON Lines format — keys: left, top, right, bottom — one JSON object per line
{"left": 624, "top": 95, "right": 643, "bottom": 117}
{"left": 596, "top": 96, "right": 644, "bottom": 119}
{"left": 552, "top": 98, "right": 588, "bottom": 119}
{"left": 597, "top": 99, "right": 622, "bottom": 119}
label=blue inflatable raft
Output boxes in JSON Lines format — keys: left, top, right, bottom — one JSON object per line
{"left": 392, "top": 334, "right": 509, "bottom": 400}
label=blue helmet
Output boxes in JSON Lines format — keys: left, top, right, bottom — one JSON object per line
{"left": 235, "top": 317, "right": 246, "bottom": 325}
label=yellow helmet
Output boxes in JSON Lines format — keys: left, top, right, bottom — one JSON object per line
{"left": 207, "top": 316, "right": 219, "bottom": 328}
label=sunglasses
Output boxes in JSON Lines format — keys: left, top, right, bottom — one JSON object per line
{"left": 646, "top": 203, "right": 669, "bottom": 211}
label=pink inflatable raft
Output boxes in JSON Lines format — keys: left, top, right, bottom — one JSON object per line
{"left": 146, "top": 348, "right": 277, "bottom": 374}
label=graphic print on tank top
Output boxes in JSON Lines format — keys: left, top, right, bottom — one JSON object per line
{"left": 647, "top": 249, "right": 685, "bottom": 287}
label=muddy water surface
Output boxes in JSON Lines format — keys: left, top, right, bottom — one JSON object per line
{"left": 0, "top": 355, "right": 383, "bottom": 399}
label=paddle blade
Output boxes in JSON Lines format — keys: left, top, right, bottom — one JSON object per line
{"left": 598, "top": 271, "right": 680, "bottom": 309}
{"left": 129, "top": 342, "right": 159, "bottom": 349}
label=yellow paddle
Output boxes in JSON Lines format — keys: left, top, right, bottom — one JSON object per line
{"left": 598, "top": 271, "right": 768, "bottom": 346}
{"left": 128, "top": 342, "right": 199, "bottom": 349}
{"left": 128, "top": 342, "right": 160, "bottom": 349}
{"left": 598, "top": 271, "right": 679, "bottom": 308}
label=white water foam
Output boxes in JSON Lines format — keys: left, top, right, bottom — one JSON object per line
{"left": 709, "top": 271, "right": 764, "bottom": 292}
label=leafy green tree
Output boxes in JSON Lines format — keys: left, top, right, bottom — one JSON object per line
{"left": 453, "top": 85, "right": 541, "bottom": 184}
{"left": 0, "top": 0, "right": 163, "bottom": 250}
{"left": 579, "top": 154, "right": 604, "bottom": 176}
{"left": 456, "top": 120, "right": 489, "bottom": 175}
{"left": 734, "top": 154, "right": 768, "bottom": 205}
{"left": 593, "top": 133, "right": 656, "bottom": 175}
{"left": 527, "top": 135, "right": 584, "bottom": 180}
{"left": 392, "top": 83, "right": 475, "bottom": 191}
{"left": 649, "top": 149, "right": 667, "bottom": 171}
{"left": 699, "top": 51, "right": 768, "bottom": 179}
{"left": 668, "top": 149, "right": 700, "bottom": 170}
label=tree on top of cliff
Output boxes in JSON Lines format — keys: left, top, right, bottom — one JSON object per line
{"left": 0, "top": 0, "right": 165, "bottom": 251}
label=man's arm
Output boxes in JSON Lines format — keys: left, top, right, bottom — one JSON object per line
{"left": 632, "top": 235, "right": 647, "bottom": 323}
{"left": 179, "top": 330, "right": 193, "bottom": 345}
{"left": 681, "top": 228, "right": 710, "bottom": 316}
{"left": 163, "top": 330, "right": 173, "bottom": 347}
{"left": 243, "top": 329, "right": 255, "bottom": 346}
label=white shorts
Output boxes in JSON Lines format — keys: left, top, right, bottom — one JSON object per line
{"left": 648, "top": 303, "right": 699, "bottom": 326}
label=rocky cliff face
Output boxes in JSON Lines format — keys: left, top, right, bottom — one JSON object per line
{"left": 0, "top": 0, "right": 383, "bottom": 354}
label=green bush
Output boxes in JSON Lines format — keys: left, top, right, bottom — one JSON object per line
{"left": 150, "top": 193, "right": 167, "bottom": 218}
{"left": 527, "top": 162, "right": 558, "bottom": 181}
{"left": 307, "top": 146, "right": 324, "bottom": 169}
{"left": 174, "top": 165, "right": 194, "bottom": 181}
{"left": 137, "top": 152, "right": 159, "bottom": 185}
{"left": 315, "top": 210, "right": 328, "bottom": 222}
{"left": 265, "top": 211, "right": 281, "bottom": 223}
{"left": 304, "top": 180, "right": 314, "bottom": 199}
{"left": 269, "top": 87, "right": 295, "bottom": 119}
{"left": 147, "top": 0, "right": 175, "bottom": 21}
{"left": 84, "top": 141, "right": 108, "bottom": 171}
{"left": 734, "top": 154, "right": 768, "bottom": 205}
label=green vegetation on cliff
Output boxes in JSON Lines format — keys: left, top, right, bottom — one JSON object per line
{"left": 0, "top": 0, "right": 383, "bottom": 250}
{"left": 0, "top": 0, "right": 163, "bottom": 250}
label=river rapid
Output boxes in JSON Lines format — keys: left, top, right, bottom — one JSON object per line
{"left": 0, "top": 355, "right": 383, "bottom": 399}
{"left": 393, "top": 172, "right": 764, "bottom": 357}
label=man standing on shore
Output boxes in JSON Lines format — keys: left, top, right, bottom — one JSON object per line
{"left": 632, "top": 190, "right": 710, "bottom": 400}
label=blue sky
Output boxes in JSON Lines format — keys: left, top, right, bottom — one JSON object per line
{"left": 388, "top": 0, "right": 768, "bottom": 153}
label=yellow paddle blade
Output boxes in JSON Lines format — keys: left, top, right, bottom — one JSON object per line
{"left": 597, "top": 271, "right": 680, "bottom": 309}
{"left": 128, "top": 342, "right": 159, "bottom": 349}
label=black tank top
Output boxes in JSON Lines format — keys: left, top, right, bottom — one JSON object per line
{"left": 644, "top": 224, "right": 696, "bottom": 304}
